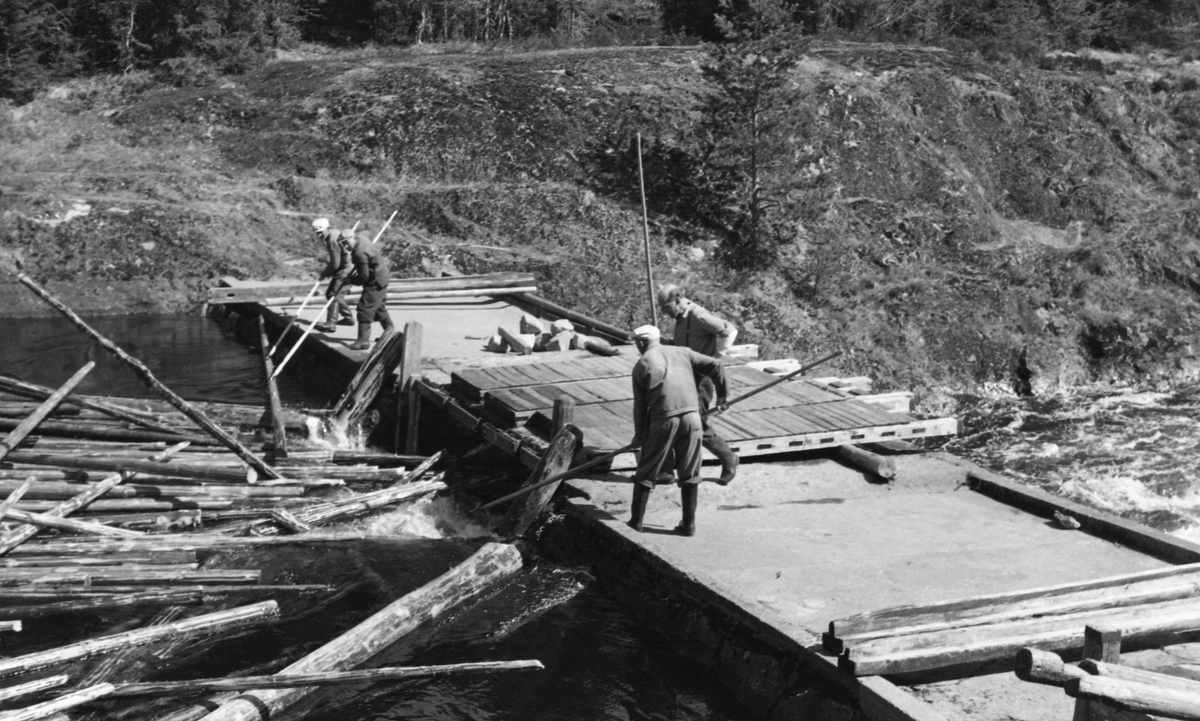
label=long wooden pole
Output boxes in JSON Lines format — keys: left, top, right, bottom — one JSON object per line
{"left": 372, "top": 210, "right": 398, "bottom": 246}
{"left": 272, "top": 296, "right": 336, "bottom": 380}
{"left": 195, "top": 543, "right": 523, "bottom": 721}
{"left": 111, "top": 660, "right": 544, "bottom": 696}
{"left": 709, "top": 351, "right": 842, "bottom": 416}
{"left": 5, "top": 451, "right": 257, "bottom": 483}
{"left": 1066, "top": 674, "right": 1200, "bottom": 720}
{"left": 15, "top": 274, "right": 281, "bottom": 480}
{"left": 1, "top": 508, "right": 144, "bottom": 537}
{"left": 0, "top": 601, "right": 278, "bottom": 678}
{"left": 267, "top": 280, "right": 322, "bottom": 357}
{"left": 0, "top": 363, "right": 94, "bottom": 463}
{"left": 256, "top": 315, "right": 287, "bottom": 457}
{"left": 0, "top": 375, "right": 182, "bottom": 435}
{"left": 479, "top": 444, "right": 635, "bottom": 511}
{"left": 636, "top": 133, "right": 658, "bottom": 328}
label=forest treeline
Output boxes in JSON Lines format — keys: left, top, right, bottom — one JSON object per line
{"left": 2, "top": 0, "right": 1198, "bottom": 102}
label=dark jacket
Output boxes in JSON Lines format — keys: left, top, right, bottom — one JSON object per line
{"left": 349, "top": 235, "right": 389, "bottom": 289}
{"left": 631, "top": 343, "right": 726, "bottom": 444}
{"left": 319, "top": 229, "right": 354, "bottom": 280}
{"left": 672, "top": 300, "right": 736, "bottom": 358}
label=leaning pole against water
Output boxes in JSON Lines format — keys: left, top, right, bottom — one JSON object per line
{"left": 194, "top": 542, "right": 525, "bottom": 721}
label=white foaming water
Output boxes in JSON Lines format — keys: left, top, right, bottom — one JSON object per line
{"left": 939, "top": 382, "right": 1200, "bottom": 538}
{"left": 357, "top": 495, "right": 494, "bottom": 539}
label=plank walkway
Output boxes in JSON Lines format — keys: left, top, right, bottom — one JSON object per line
{"left": 452, "top": 355, "right": 957, "bottom": 457}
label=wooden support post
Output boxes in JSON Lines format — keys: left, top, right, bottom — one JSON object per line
{"left": 110, "top": 660, "right": 544, "bottom": 696}
{"left": 256, "top": 315, "right": 288, "bottom": 459}
{"left": 16, "top": 274, "right": 281, "bottom": 480}
{"left": 330, "top": 327, "right": 405, "bottom": 434}
{"left": 194, "top": 543, "right": 523, "bottom": 721}
{"left": 1075, "top": 624, "right": 1124, "bottom": 721}
{"left": 0, "top": 601, "right": 278, "bottom": 677}
{"left": 0, "top": 362, "right": 94, "bottom": 463}
{"left": 397, "top": 322, "right": 423, "bottom": 455}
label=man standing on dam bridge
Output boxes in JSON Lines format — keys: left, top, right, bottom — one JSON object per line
{"left": 312, "top": 217, "right": 356, "bottom": 334}
{"left": 657, "top": 284, "right": 740, "bottom": 485}
{"left": 344, "top": 227, "right": 394, "bottom": 350}
{"left": 628, "top": 325, "right": 727, "bottom": 537}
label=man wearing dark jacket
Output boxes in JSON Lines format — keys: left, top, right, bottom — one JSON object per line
{"left": 627, "top": 325, "right": 727, "bottom": 537}
{"left": 312, "top": 217, "right": 355, "bottom": 334}
{"left": 345, "top": 229, "right": 394, "bottom": 350}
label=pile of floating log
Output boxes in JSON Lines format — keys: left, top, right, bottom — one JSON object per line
{"left": 825, "top": 562, "right": 1200, "bottom": 677}
{"left": 1017, "top": 624, "right": 1200, "bottom": 720}
{"left": 0, "top": 276, "right": 545, "bottom": 719}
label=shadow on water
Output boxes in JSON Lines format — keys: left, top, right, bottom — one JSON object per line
{"left": 0, "top": 315, "right": 759, "bottom": 721}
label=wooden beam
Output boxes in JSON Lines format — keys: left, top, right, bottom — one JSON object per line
{"left": 399, "top": 322, "right": 423, "bottom": 456}
{"left": 497, "top": 326, "right": 534, "bottom": 355}
{"left": 265, "top": 286, "right": 537, "bottom": 305}
{"left": 1067, "top": 675, "right": 1200, "bottom": 721}
{"left": 330, "top": 327, "right": 404, "bottom": 435}
{"left": 208, "top": 273, "right": 537, "bottom": 304}
{"left": 0, "top": 374, "right": 184, "bottom": 435}
{"left": 0, "top": 362, "right": 94, "bottom": 463}
{"left": 509, "top": 292, "right": 632, "bottom": 343}
{"left": 499, "top": 418, "right": 582, "bottom": 538}
{"left": 256, "top": 315, "right": 288, "bottom": 458}
{"left": 193, "top": 543, "right": 523, "bottom": 721}
{"left": 16, "top": 273, "right": 282, "bottom": 480}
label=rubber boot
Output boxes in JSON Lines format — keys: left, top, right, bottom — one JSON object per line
{"left": 348, "top": 323, "right": 372, "bottom": 351}
{"left": 705, "top": 434, "right": 739, "bottom": 485}
{"left": 314, "top": 321, "right": 336, "bottom": 333}
{"left": 627, "top": 483, "right": 651, "bottom": 532}
{"left": 380, "top": 312, "right": 395, "bottom": 333}
{"left": 675, "top": 483, "right": 698, "bottom": 537}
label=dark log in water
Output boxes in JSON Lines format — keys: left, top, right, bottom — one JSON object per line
{"left": 0, "top": 480, "right": 305, "bottom": 500}
{"left": 0, "top": 374, "right": 185, "bottom": 435}
{"left": 0, "top": 417, "right": 212, "bottom": 445}
{"left": 1, "top": 508, "right": 143, "bottom": 537}
{"left": 16, "top": 274, "right": 282, "bottom": 480}
{"left": 5, "top": 451, "right": 256, "bottom": 484}
{"left": 0, "top": 402, "right": 79, "bottom": 418}
{"left": 0, "top": 590, "right": 203, "bottom": 620}
{"left": 256, "top": 315, "right": 288, "bottom": 458}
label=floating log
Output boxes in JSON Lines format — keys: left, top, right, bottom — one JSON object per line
{"left": 256, "top": 315, "right": 288, "bottom": 459}
{"left": 194, "top": 543, "right": 523, "bottom": 721}
{"left": 0, "top": 682, "right": 115, "bottom": 721}
{"left": 0, "top": 567, "right": 258, "bottom": 588}
{"left": 0, "top": 443, "right": 187, "bottom": 555}
{"left": 0, "top": 600, "right": 278, "bottom": 677}
{"left": 17, "top": 273, "right": 282, "bottom": 480}
{"left": 210, "top": 272, "right": 538, "bottom": 305}
{"left": 0, "top": 551, "right": 196, "bottom": 567}
{"left": 1014, "top": 648, "right": 1089, "bottom": 686}
{"left": 0, "top": 417, "right": 211, "bottom": 445}
{"left": 330, "top": 328, "right": 404, "bottom": 435}
{"left": 81, "top": 510, "right": 206, "bottom": 530}
{"left": 840, "top": 596, "right": 1200, "bottom": 676}
{"left": 1, "top": 508, "right": 144, "bottom": 537}
{"left": 0, "top": 374, "right": 185, "bottom": 435}
{"left": 1066, "top": 675, "right": 1200, "bottom": 720}
{"left": 0, "top": 675, "right": 68, "bottom": 704}
{"left": 0, "top": 403, "right": 79, "bottom": 419}
{"left": 833, "top": 444, "right": 897, "bottom": 480}
{"left": 0, "top": 478, "right": 34, "bottom": 521}
{"left": 6, "top": 531, "right": 383, "bottom": 556}
{"left": 500, "top": 421, "right": 582, "bottom": 538}
{"left": 269, "top": 509, "right": 312, "bottom": 534}
{"left": 12, "top": 499, "right": 235, "bottom": 513}
{"left": 111, "top": 660, "right": 544, "bottom": 697}
{"left": 5, "top": 452, "right": 256, "bottom": 484}
{"left": 276, "top": 450, "right": 426, "bottom": 468}
{"left": 0, "top": 590, "right": 203, "bottom": 620}
{"left": 300, "top": 477, "right": 445, "bottom": 527}
{"left": 0, "top": 480, "right": 304, "bottom": 500}
{"left": 391, "top": 450, "right": 442, "bottom": 488}
{"left": 0, "top": 363, "right": 95, "bottom": 464}
{"left": 0, "top": 621, "right": 21, "bottom": 632}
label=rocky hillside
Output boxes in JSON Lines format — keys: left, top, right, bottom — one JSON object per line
{"left": 5, "top": 42, "right": 1200, "bottom": 409}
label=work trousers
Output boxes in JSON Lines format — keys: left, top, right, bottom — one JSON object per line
{"left": 633, "top": 412, "right": 703, "bottom": 490}
{"left": 325, "top": 278, "right": 352, "bottom": 323}
{"left": 356, "top": 284, "right": 393, "bottom": 326}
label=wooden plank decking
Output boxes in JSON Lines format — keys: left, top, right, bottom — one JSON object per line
{"left": 451, "top": 355, "right": 958, "bottom": 458}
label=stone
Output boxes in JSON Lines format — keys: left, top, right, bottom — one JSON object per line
{"left": 545, "top": 332, "right": 575, "bottom": 352}
{"left": 550, "top": 318, "right": 575, "bottom": 334}
{"left": 532, "top": 331, "right": 552, "bottom": 351}
{"left": 519, "top": 314, "right": 545, "bottom": 335}
{"left": 485, "top": 334, "right": 509, "bottom": 353}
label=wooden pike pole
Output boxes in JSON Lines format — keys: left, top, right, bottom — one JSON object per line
{"left": 0, "top": 601, "right": 279, "bottom": 678}
{"left": 0, "top": 362, "right": 94, "bottom": 463}
{"left": 636, "top": 133, "right": 659, "bottom": 328}
{"left": 256, "top": 315, "right": 287, "bottom": 458}
{"left": 15, "top": 274, "right": 282, "bottom": 480}
{"left": 479, "top": 444, "right": 636, "bottom": 511}
{"left": 706, "top": 351, "right": 843, "bottom": 416}
{"left": 195, "top": 543, "right": 523, "bottom": 721}
{"left": 267, "top": 280, "right": 321, "bottom": 357}
{"left": 272, "top": 296, "right": 335, "bottom": 380}
{"left": 110, "top": 660, "right": 544, "bottom": 696}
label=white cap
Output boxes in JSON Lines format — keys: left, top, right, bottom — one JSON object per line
{"left": 632, "top": 325, "right": 661, "bottom": 342}
{"left": 312, "top": 217, "right": 329, "bottom": 232}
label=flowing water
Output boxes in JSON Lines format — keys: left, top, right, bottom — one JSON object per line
{"left": 0, "top": 315, "right": 756, "bottom": 721}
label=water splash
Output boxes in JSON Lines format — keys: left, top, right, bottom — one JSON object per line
{"left": 351, "top": 495, "right": 494, "bottom": 540}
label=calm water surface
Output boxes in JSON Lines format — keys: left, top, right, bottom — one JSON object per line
{"left": 0, "top": 315, "right": 757, "bottom": 721}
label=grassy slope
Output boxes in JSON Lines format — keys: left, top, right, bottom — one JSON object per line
{"left": 4, "top": 43, "right": 1200, "bottom": 409}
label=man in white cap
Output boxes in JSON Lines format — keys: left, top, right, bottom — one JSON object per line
{"left": 628, "top": 324, "right": 727, "bottom": 536}
{"left": 312, "top": 217, "right": 355, "bottom": 333}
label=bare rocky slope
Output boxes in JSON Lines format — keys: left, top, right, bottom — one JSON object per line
{"left": 5, "top": 42, "right": 1200, "bottom": 411}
